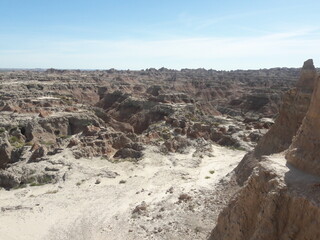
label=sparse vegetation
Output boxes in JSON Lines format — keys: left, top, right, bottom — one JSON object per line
{"left": 9, "top": 136, "right": 25, "bottom": 148}
{"left": 110, "top": 157, "right": 139, "bottom": 164}
{"left": 45, "top": 190, "right": 58, "bottom": 194}
{"left": 13, "top": 183, "right": 27, "bottom": 189}
{"left": 59, "top": 135, "right": 71, "bottom": 139}
{"left": 228, "top": 146, "right": 246, "bottom": 151}
{"left": 76, "top": 179, "right": 86, "bottom": 186}
{"left": 30, "top": 182, "right": 44, "bottom": 187}
{"left": 209, "top": 170, "right": 215, "bottom": 174}
{"left": 29, "top": 175, "right": 54, "bottom": 187}
{"left": 40, "top": 140, "right": 55, "bottom": 146}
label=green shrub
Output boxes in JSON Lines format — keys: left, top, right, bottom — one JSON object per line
{"left": 45, "top": 190, "right": 58, "bottom": 194}
{"left": 40, "top": 140, "right": 55, "bottom": 146}
{"left": 9, "top": 136, "right": 25, "bottom": 148}
{"left": 13, "top": 183, "right": 27, "bottom": 189}
{"left": 29, "top": 175, "right": 54, "bottom": 187}
{"left": 59, "top": 135, "right": 71, "bottom": 139}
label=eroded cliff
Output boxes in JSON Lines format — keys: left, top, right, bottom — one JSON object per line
{"left": 210, "top": 157, "right": 320, "bottom": 240}
{"left": 210, "top": 59, "right": 320, "bottom": 240}
{"left": 254, "top": 59, "right": 316, "bottom": 157}
{"left": 286, "top": 74, "right": 320, "bottom": 176}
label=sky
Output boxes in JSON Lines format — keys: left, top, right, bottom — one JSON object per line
{"left": 0, "top": 0, "right": 320, "bottom": 70}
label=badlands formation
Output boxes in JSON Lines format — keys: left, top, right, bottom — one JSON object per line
{"left": 0, "top": 62, "right": 319, "bottom": 239}
{"left": 210, "top": 59, "right": 320, "bottom": 240}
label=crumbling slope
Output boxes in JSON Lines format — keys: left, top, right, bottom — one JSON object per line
{"left": 210, "top": 156, "right": 320, "bottom": 240}
{"left": 254, "top": 59, "right": 316, "bottom": 157}
{"left": 287, "top": 76, "right": 320, "bottom": 176}
{"left": 210, "top": 59, "right": 320, "bottom": 240}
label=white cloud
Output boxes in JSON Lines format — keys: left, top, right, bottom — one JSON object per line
{"left": 0, "top": 29, "right": 319, "bottom": 69}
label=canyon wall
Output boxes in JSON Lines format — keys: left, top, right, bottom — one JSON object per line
{"left": 210, "top": 59, "right": 320, "bottom": 240}
{"left": 210, "top": 159, "right": 320, "bottom": 240}
{"left": 286, "top": 75, "right": 320, "bottom": 176}
{"left": 254, "top": 59, "right": 316, "bottom": 157}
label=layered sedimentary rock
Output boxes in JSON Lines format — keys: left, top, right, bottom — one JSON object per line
{"left": 286, "top": 75, "right": 320, "bottom": 176}
{"left": 210, "top": 158, "right": 320, "bottom": 240}
{"left": 233, "top": 60, "right": 317, "bottom": 185}
{"left": 210, "top": 59, "right": 320, "bottom": 240}
{"left": 254, "top": 59, "right": 316, "bottom": 157}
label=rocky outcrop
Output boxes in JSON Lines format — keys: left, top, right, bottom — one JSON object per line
{"left": 210, "top": 59, "right": 320, "bottom": 239}
{"left": 295, "top": 59, "right": 316, "bottom": 90}
{"left": 0, "top": 132, "right": 26, "bottom": 168}
{"left": 286, "top": 75, "right": 320, "bottom": 176}
{"left": 0, "top": 112, "right": 104, "bottom": 168}
{"left": 0, "top": 135, "right": 13, "bottom": 168}
{"left": 161, "top": 136, "right": 191, "bottom": 153}
{"left": 210, "top": 158, "right": 320, "bottom": 240}
{"left": 113, "top": 148, "right": 143, "bottom": 159}
{"left": 98, "top": 94, "right": 174, "bottom": 134}
{"left": 29, "top": 146, "right": 47, "bottom": 162}
{"left": 254, "top": 59, "right": 316, "bottom": 157}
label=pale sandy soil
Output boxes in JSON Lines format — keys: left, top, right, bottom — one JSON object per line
{"left": 0, "top": 144, "right": 245, "bottom": 240}
{"left": 265, "top": 153, "right": 320, "bottom": 191}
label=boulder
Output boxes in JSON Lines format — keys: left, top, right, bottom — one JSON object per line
{"left": 113, "top": 148, "right": 143, "bottom": 159}
{"left": 0, "top": 139, "right": 12, "bottom": 168}
{"left": 29, "top": 146, "right": 47, "bottom": 162}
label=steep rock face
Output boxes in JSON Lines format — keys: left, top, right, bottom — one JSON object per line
{"left": 211, "top": 59, "right": 320, "bottom": 240}
{"left": 234, "top": 60, "right": 316, "bottom": 185}
{"left": 0, "top": 134, "right": 13, "bottom": 168}
{"left": 286, "top": 75, "right": 320, "bottom": 176}
{"left": 295, "top": 59, "right": 316, "bottom": 90}
{"left": 209, "top": 158, "right": 320, "bottom": 240}
{"left": 254, "top": 59, "right": 316, "bottom": 157}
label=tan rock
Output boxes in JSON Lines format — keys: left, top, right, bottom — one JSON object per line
{"left": 212, "top": 60, "right": 320, "bottom": 240}
{"left": 254, "top": 59, "right": 317, "bottom": 157}
{"left": 30, "top": 143, "right": 40, "bottom": 152}
{"left": 29, "top": 146, "right": 47, "bottom": 162}
{"left": 286, "top": 75, "right": 320, "bottom": 176}
{"left": 0, "top": 139, "right": 13, "bottom": 168}
{"left": 295, "top": 59, "right": 317, "bottom": 91}
{"left": 38, "top": 110, "right": 51, "bottom": 118}
{"left": 209, "top": 157, "right": 320, "bottom": 240}
{"left": 82, "top": 125, "right": 100, "bottom": 136}
{"left": 1, "top": 104, "right": 21, "bottom": 112}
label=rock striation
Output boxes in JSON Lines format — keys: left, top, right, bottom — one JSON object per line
{"left": 286, "top": 75, "right": 320, "bottom": 176}
{"left": 0, "top": 66, "right": 301, "bottom": 189}
{"left": 254, "top": 59, "right": 316, "bottom": 157}
{"left": 210, "top": 59, "right": 320, "bottom": 240}
{"left": 210, "top": 157, "right": 320, "bottom": 240}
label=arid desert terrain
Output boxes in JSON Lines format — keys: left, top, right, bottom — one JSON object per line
{"left": 0, "top": 60, "right": 319, "bottom": 240}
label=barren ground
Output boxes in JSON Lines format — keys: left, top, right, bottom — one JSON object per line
{"left": 0, "top": 144, "right": 245, "bottom": 240}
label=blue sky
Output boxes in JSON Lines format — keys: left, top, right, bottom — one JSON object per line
{"left": 1, "top": 0, "right": 320, "bottom": 69}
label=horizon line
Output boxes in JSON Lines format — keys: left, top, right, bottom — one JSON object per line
{"left": 0, "top": 65, "right": 311, "bottom": 72}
